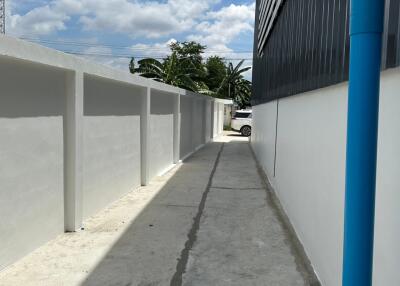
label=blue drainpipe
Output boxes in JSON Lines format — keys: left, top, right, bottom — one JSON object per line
{"left": 342, "top": 0, "right": 385, "bottom": 285}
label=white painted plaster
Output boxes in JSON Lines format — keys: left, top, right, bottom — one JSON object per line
{"left": 82, "top": 76, "right": 142, "bottom": 219}
{"left": 219, "top": 103, "right": 224, "bottom": 135}
{"left": 192, "top": 98, "right": 204, "bottom": 149}
{"left": 0, "top": 57, "right": 65, "bottom": 269}
{"left": 0, "top": 34, "right": 226, "bottom": 271}
{"left": 64, "top": 70, "right": 84, "bottom": 231}
{"left": 252, "top": 68, "right": 400, "bottom": 286}
{"left": 373, "top": 68, "right": 400, "bottom": 286}
{"left": 205, "top": 100, "right": 212, "bottom": 142}
{"left": 149, "top": 90, "right": 174, "bottom": 180}
{"left": 251, "top": 100, "right": 278, "bottom": 185}
{"left": 180, "top": 96, "right": 194, "bottom": 159}
{"left": 213, "top": 101, "right": 218, "bottom": 138}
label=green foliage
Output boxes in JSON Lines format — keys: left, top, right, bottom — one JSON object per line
{"left": 129, "top": 58, "right": 135, "bottom": 74}
{"left": 169, "top": 41, "right": 206, "bottom": 67}
{"left": 133, "top": 52, "right": 200, "bottom": 91}
{"left": 130, "top": 41, "right": 252, "bottom": 108}
{"left": 169, "top": 41, "right": 208, "bottom": 90}
{"left": 217, "top": 60, "right": 252, "bottom": 109}
{"left": 205, "top": 56, "right": 227, "bottom": 92}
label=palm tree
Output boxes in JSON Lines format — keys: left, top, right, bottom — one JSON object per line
{"left": 217, "top": 60, "right": 252, "bottom": 108}
{"left": 230, "top": 78, "right": 252, "bottom": 108}
{"left": 129, "top": 41, "right": 252, "bottom": 108}
{"left": 132, "top": 52, "right": 198, "bottom": 91}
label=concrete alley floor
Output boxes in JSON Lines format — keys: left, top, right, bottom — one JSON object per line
{"left": 0, "top": 133, "right": 316, "bottom": 286}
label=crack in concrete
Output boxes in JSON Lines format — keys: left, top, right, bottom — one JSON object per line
{"left": 170, "top": 143, "right": 225, "bottom": 286}
{"left": 163, "top": 204, "right": 198, "bottom": 209}
{"left": 211, "top": 186, "right": 264, "bottom": 190}
{"left": 162, "top": 204, "right": 229, "bottom": 210}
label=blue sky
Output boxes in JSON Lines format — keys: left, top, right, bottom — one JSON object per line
{"left": 6, "top": 0, "right": 255, "bottom": 77}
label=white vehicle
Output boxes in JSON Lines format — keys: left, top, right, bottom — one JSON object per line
{"left": 231, "top": 110, "right": 252, "bottom": 137}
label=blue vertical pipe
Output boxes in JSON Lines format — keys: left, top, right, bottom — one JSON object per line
{"left": 342, "top": 0, "right": 385, "bottom": 285}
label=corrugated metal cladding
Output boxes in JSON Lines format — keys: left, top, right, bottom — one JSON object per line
{"left": 252, "top": 0, "right": 400, "bottom": 106}
{"left": 257, "top": 0, "right": 285, "bottom": 55}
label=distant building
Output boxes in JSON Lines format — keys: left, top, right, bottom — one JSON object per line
{"left": 219, "top": 99, "right": 234, "bottom": 127}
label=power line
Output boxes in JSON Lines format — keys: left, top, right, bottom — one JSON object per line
{"left": 12, "top": 35, "right": 254, "bottom": 60}
{"left": 64, "top": 50, "right": 253, "bottom": 61}
{"left": 15, "top": 36, "right": 253, "bottom": 54}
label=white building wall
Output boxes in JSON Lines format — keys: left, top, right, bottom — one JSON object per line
{"left": 192, "top": 98, "right": 204, "bottom": 149}
{"left": 224, "top": 105, "right": 232, "bottom": 127}
{"left": 205, "top": 100, "right": 212, "bottom": 142}
{"left": 180, "top": 96, "right": 194, "bottom": 159}
{"left": 251, "top": 68, "right": 400, "bottom": 286}
{"left": 0, "top": 35, "right": 223, "bottom": 271}
{"left": 218, "top": 103, "right": 224, "bottom": 135}
{"left": 82, "top": 76, "right": 142, "bottom": 219}
{"left": 0, "top": 58, "right": 65, "bottom": 269}
{"left": 213, "top": 101, "right": 218, "bottom": 138}
{"left": 198, "top": 99, "right": 206, "bottom": 145}
{"left": 373, "top": 68, "right": 400, "bottom": 286}
{"left": 149, "top": 90, "right": 174, "bottom": 179}
{"left": 251, "top": 100, "right": 278, "bottom": 183}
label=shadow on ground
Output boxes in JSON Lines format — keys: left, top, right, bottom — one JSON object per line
{"left": 79, "top": 136, "right": 312, "bottom": 286}
{"left": 226, "top": 133, "right": 245, "bottom": 137}
{"left": 81, "top": 142, "right": 223, "bottom": 286}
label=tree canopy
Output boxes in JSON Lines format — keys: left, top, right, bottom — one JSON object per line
{"left": 130, "top": 41, "right": 252, "bottom": 109}
{"left": 205, "top": 56, "right": 227, "bottom": 92}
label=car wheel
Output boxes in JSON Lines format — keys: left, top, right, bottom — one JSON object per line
{"left": 241, "top": 126, "right": 251, "bottom": 137}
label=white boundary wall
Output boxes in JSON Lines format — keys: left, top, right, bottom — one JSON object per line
{"left": 251, "top": 68, "right": 400, "bottom": 286}
{"left": 82, "top": 76, "right": 143, "bottom": 219}
{"left": 0, "top": 35, "right": 225, "bottom": 270}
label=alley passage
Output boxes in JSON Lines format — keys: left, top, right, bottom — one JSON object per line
{"left": 0, "top": 134, "right": 314, "bottom": 286}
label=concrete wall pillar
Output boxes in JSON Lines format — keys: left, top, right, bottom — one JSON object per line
{"left": 211, "top": 100, "right": 216, "bottom": 138}
{"left": 64, "top": 71, "right": 84, "bottom": 232}
{"left": 203, "top": 99, "right": 207, "bottom": 143}
{"left": 220, "top": 103, "right": 224, "bottom": 134}
{"left": 141, "top": 87, "right": 151, "bottom": 186}
{"left": 207, "top": 99, "right": 212, "bottom": 142}
{"left": 217, "top": 103, "right": 220, "bottom": 135}
{"left": 173, "top": 93, "right": 181, "bottom": 163}
{"left": 216, "top": 102, "right": 220, "bottom": 136}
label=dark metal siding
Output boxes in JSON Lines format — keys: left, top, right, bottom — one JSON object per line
{"left": 257, "top": 0, "right": 285, "bottom": 55}
{"left": 386, "top": 0, "right": 400, "bottom": 68}
{"left": 252, "top": 0, "right": 400, "bottom": 106}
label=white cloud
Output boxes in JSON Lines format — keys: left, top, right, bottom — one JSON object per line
{"left": 6, "top": 0, "right": 254, "bottom": 79}
{"left": 78, "top": 46, "right": 130, "bottom": 71}
{"left": 7, "top": 3, "right": 69, "bottom": 36}
{"left": 130, "top": 38, "right": 177, "bottom": 58}
{"left": 187, "top": 3, "right": 255, "bottom": 79}
{"left": 77, "top": 0, "right": 188, "bottom": 38}
{"left": 54, "top": 0, "right": 88, "bottom": 14}
{"left": 188, "top": 3, "right": 255, "bottom": 50}
{"left": 7, "top": 0, "right": 220, "bottom": 38}
{"left": 168, "top": 0, "right": 219, "bottom": 19}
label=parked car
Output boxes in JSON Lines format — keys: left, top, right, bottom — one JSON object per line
{"left": 231, "top": 110, "right": 252, "bottom": 136}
